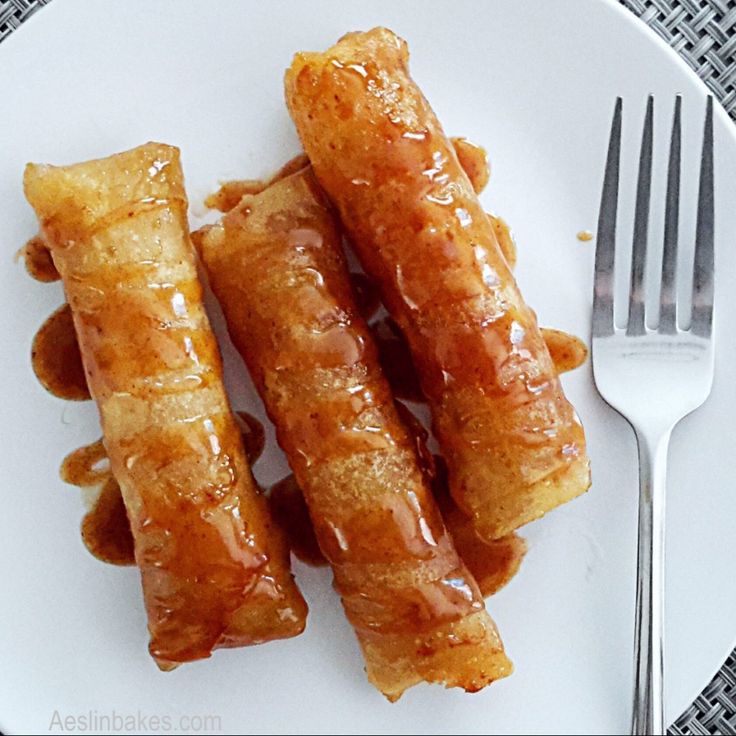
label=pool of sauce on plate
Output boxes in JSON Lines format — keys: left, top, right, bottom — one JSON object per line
{"left": 268, "top": 475, "right": 327, "bottom": 567}
{"left": 349, "top": 272, "right": 381, "bottom": 321}
{"left": 31, "top": 303, "right": 90, "bottom": 401}
{"left": 540, "top": 328, "right": 588, "bottom": 374}
{"left": 60, "top": 440, "right": 134, "bottom": 566}
{"left": 370, "top": 316, "right": 425, "bottom": 402}
{"left": 80, "top": 477, "right": 135, "bottom": 566}
{"left": 234, "top": 410, "right": 266, "bottom": 465}
{"left": 19, "top": 234, "right": 60, "bottom": 282}
{"left": 577, "top": 230, "right": 594, "bottom": 242}
{"left": 451, "top": 137, "right": 490, "bottom": 194}
{"left": 60, "top": 439, "right": 109, "bottom": 487}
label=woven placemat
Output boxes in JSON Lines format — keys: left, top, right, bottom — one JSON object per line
{"left": 1, "top": 0, "right": 734, "bottom": 733}
{"left": 0, "top": 0, "right": 46, "bottom": 42}
{"left": 622, "top": 0, "right": 736, "bottom": 120}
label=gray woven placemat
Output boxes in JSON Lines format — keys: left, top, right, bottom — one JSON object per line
{"left": 623, "top": 0, "right": 736, "bottom": 120}
{"left": 1, "top": 0, "right": 734, "bottom": 733}
{"left": 0, "top": 0, "right": 46, "bottom": 42}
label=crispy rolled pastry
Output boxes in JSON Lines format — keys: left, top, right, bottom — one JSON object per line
{"left": 285, "top": 28, "right": 590, "bottom": 541}
{"left": 24, "top": 143, "right": 306, "bottom": 665}
{"left": 198, "top": 167, "right": 511, "bottom": 700}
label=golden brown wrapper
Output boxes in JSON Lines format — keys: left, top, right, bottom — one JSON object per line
{"left": 285, "top": 28, "right": 590, "bottom": 541}
{"left": 24, "top": 143, "right": 306, "bottom": 665}
{"left": 198, "top": 167, "right": 511, "bottom": 700}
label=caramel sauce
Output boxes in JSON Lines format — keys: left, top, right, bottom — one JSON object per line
{"left": 394, "top": 401, "right": 435, "bottom": 478}
{"left": 58, "top": 410, "right": 267, "bottom": 568}
{"left": 370, "top": 316, "right": 424, "bottom": 402}
{"left": 31, "top": 148, "right": 581, "bottom": 612}
{"left": 451, "top": 137, "right": 490, "bottom": 194}
{"left": 270, "top": 153, "right": 311, "bottom": 184}
{"left": 61, "top": 439, "right": 134, "bottom": 566}
{"left": 540, "top": 328, "right": 588, "bottom": 374}
{"left": 350, "top": 271, "right": 382, "bottom": 321}
{"left": 370, "top": 315, "right": 586, "bottom": 405}
{"left": 577, "top": 230, "right": 594, "bottom": 242}
{"left": 31, "top": 303, "right": 90, "bottom": 400}
{"left": 205, "top": 180, "right": 267, "bottom": 213}
{"left": 489, "top": 214, "right": 517, "bottom": 270}
{"left": 393, "top": 398, "right": 526, "bottom": 597}
{"left": 268, "top": 475, "right": 327, "bottom": 567}
{"left": 235, "top": 410, "right": 266, "bottom": 465}
{"left": 81, "top": 477, "right": 135, "bottom": 566}
{"left": 60, "top": 439, "right": 109, "bottom": 487}
{"left": 19, "top": 234, "right": 60, "bottom": 282}
{"left": 245, "top": 451, "right": 527, "bottom": 592}
{"left": 206, "top": 153, "right": 311, "bottom": 212}
{"left": 431, "top": 455, "right": 526, "bottom": 596}
{"left": 465, "top": 532, "right": 527, "bottom": 598}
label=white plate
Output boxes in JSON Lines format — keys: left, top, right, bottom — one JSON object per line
{"left": 1, "top": 1, "right": 734, "bottom": 733}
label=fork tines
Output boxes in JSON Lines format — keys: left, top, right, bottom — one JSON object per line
{"left": 592, "top": 96, "right": 714, "bottom": 339}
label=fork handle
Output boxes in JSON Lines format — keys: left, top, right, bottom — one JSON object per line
{"left": 631, "top": 427, "right": 671, "bottom": 736}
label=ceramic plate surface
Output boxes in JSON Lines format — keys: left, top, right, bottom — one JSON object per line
{"left": 1, "top": 0, "right": 734, "bottom": 733}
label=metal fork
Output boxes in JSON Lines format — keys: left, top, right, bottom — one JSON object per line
{"left": 591, "top": 96, "right": 715, "bottom": 736}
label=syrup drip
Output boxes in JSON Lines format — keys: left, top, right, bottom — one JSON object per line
{"left": 450, "top": 137, "right": 490, "bottom": 194}
{"left": 540, "top": 328, "right": 588, "bottom": 374}
{"left": 268, "top": 475, "right": 327, "bottom": 567}
{"left": 430, "top": 454, "right": 527, "bottom": 596}
{"left": 57, "top": 409, "right": 267, "bottom": 566}
{"left": 206, "top": 153, "right": 311, "bottom": 212}
{"left": 489, "top": 215, "right": 517, "bottom": 270}
{"left": 31, "top": 304, "right": 90, "bottom": 401}
{"left": 349, "top": 272, "right": 382, "bottom": 321}
{"left": 19, "top": 234, "right": 60, "bottom": 282}
{"left": 81, "top": 477, "right": 135, "bottom": 566}
{"left": 60, "top": 439, "right": 133, "bottom": 566}
{"left": 235, "top": 410, "right": 266, "bottom": 465}
{"left": 370, "top": 316, "right": 425, "bottom": 402}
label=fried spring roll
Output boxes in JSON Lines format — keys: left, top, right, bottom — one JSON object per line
{"left": 24, "top": 143, "right": 306, "bottom": 665}
{"left": 285, "top": 28, "right": 590, "bottom": 541}
{"left": 198, "top": 167, "right": 511, "bottom": 700}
